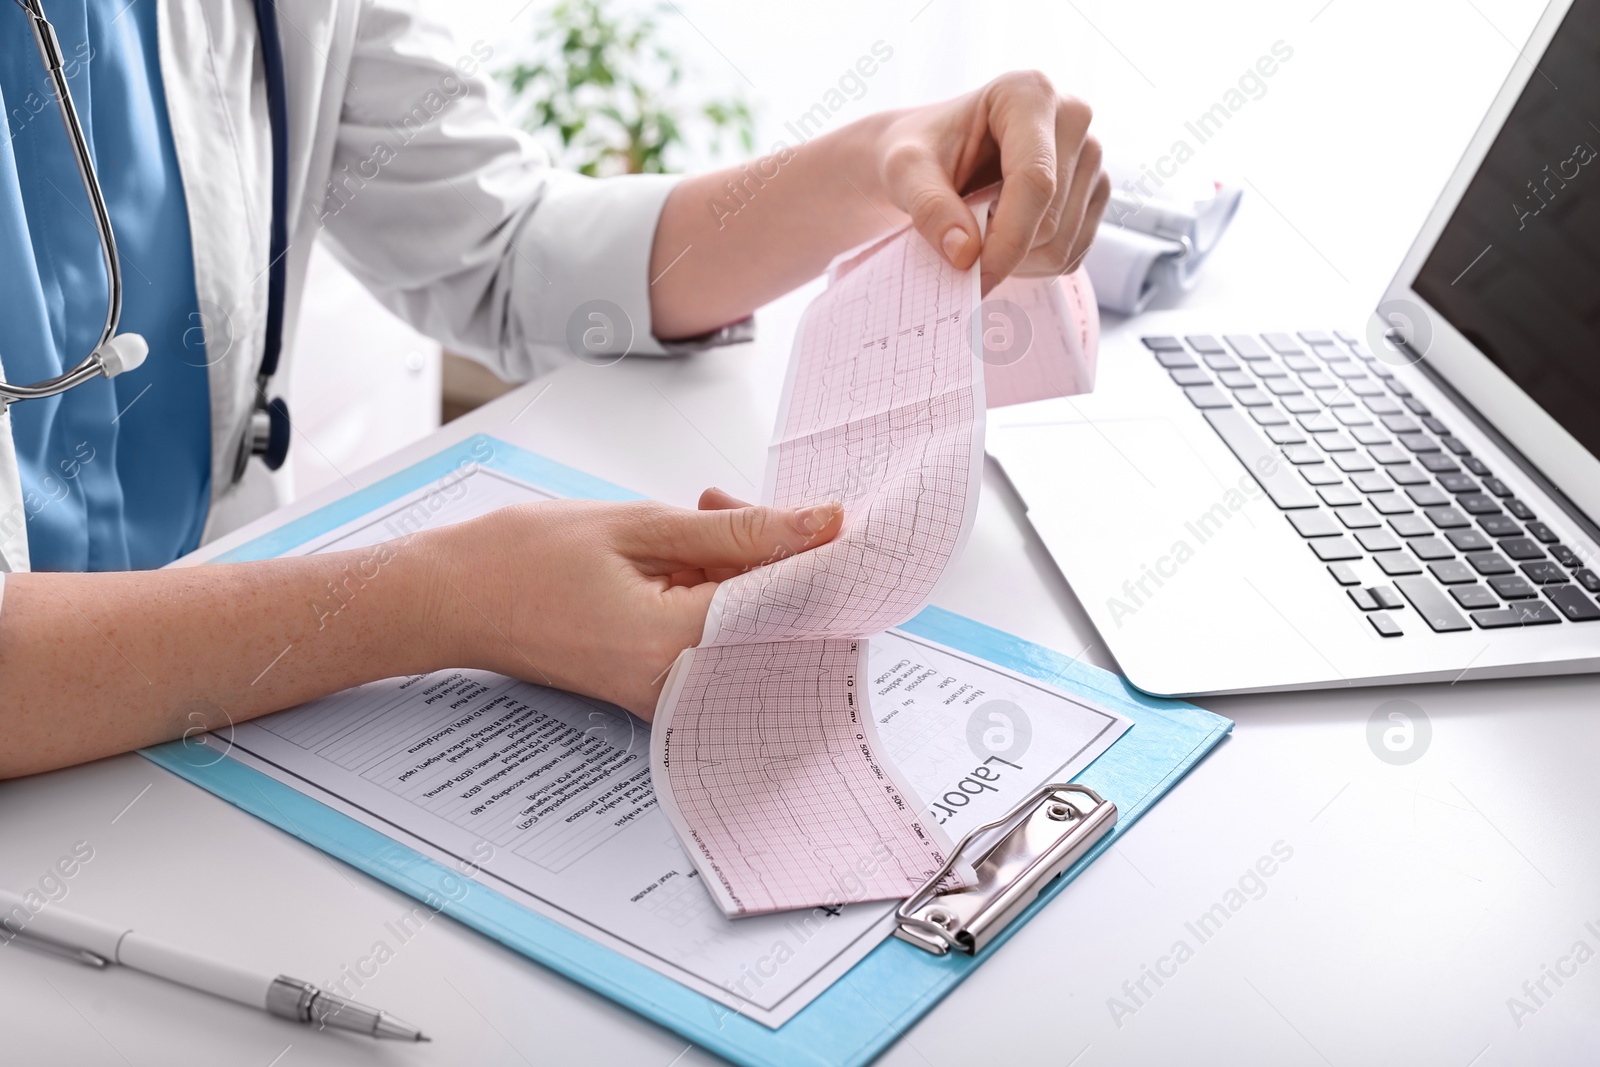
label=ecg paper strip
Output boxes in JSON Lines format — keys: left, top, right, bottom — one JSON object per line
{"left": 652, "top": 209, "right": 1102, "bottom": 918}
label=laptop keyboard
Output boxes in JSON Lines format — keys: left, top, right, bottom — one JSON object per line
{"left": 1141, "top": 330, "right": 1600, "bottom": 637}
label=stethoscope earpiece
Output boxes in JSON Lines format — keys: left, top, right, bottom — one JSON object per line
{"left": 96, "top": 333, "right": 149, "bottom": 379}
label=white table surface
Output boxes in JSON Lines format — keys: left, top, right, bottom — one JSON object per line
{"left": 7, "top": 2, "right": 1597, "bottom": 1064}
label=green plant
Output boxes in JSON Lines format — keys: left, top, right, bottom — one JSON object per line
{"left": 500, "top": 0, "right": 756, "bottom": 176}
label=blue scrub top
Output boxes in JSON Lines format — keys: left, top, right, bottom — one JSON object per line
{"left": 0, "top": 0, "right": 211, "bottom": 571}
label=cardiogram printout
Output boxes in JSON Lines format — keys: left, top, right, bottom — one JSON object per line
{"left": 651, "top": 219, "right": 1106, "bottom": 918}
{"left": 211, "top": 458, "right": 1126, "bottom": 1026}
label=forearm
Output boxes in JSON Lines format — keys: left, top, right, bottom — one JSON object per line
{"left": 647, "top": 111, "right": 906, "bottom": 340}
{"left": 0, "top": 542, "right": 447, "bottom": 778}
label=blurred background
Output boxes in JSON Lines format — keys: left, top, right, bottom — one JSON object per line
{"left": 286, "top": 0, "right": 1547, "bottom": 497}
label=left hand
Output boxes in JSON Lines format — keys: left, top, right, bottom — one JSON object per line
{"left": 872, "top": 71, "right": 1110, "bottom": 295}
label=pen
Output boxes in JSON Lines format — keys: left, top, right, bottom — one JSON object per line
{"left": 0, "top": 890, "right": 428, "bottom": 1042}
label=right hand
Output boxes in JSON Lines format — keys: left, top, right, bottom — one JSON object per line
{"left": 420, "top": 491, "right": 842, "bottom": 718}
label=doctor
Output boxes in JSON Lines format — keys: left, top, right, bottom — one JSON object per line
{"left": 0, "top": 0, "right": 1107, "bottom": 778}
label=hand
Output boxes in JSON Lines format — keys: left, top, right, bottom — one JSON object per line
{"left": 873, "top": 71, "right": 1110, "bottom": 294}
{"left": 423, "top": 491, "right": 842, "bottom": 719}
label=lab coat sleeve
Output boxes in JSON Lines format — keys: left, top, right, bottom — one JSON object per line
{"left": 318, "top": 3, "right": 733, "bottom": 381}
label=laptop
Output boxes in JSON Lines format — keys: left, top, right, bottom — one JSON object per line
{"left": 988, "top": 0, "right": 1600, "bottom": 696}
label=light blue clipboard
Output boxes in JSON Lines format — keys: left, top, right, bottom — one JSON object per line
{"left": 142, "top": 434, "right": 1232, "bottom": 1067}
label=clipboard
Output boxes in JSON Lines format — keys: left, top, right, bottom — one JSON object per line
{"left": 142, "top": 434, "right": 1232, "bottom": 1067}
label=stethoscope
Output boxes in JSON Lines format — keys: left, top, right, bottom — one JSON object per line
{"left": 6, "top": 0, "right": 292, "bottom": 480}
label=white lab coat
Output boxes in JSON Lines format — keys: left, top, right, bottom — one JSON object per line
{"left": 0, "top": 0, "right": 690, "bottom": 575}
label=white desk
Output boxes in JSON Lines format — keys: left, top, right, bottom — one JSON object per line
{"left": 7, "top": 4, "right": 1598, "bottom": 1063}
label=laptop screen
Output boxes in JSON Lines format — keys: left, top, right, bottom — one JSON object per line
{"left": 1412, "top": 0, "right": 1600, "bottom": 460}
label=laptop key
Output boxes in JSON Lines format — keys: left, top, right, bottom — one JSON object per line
{"left": 1349, "top": 380, "right": 1386, "bottom": 396}
{"left": 1389, "top": 514, "right": 1432, "bottom": 537}
{"left": 1351, "top": 471, "right": 1391, "bottom": 493}
{"left": 1575, "top": 569, "right": 1600, "bottom": 593}
{"left": 1252, "top": 360, "right": 1290, "bottom": 378}
{"left": 1331, "top": 362, "right": 1368, "bottom": 380}
{"left": 1550, "top": 544, "right": 1580, "bottom": 567}
{"left": 1388, "top": 464, "right": 1430, "bottom": 486}
{"left": 1371, "top": 585, "right": 1405, "bottom": 610}
{"left": 1463, "top": 456, "right": 1491, "bottom": 475}
{"left": 1205, "top": 354, "right": 1241, "bottom": 371}
{"left": 1399, "top": 433, "right": 1439, "bottom": 453}
{"left": 1316, "top": 388, "right": 1356, "bottom": 407}
{"left": 1334, "top": 454, "right": 1374, "bottom": 473}
{"left": 1479, "top": 514, "right": 1520, "bottom": 537}
{"left": 1477, "top": 477, "right": 1511, "bottom": 497}
{"left": 1357, "top": 529, "right": 1401, "bottom": 552}
{"left": 1285, "top": 354, "right": 1319, "bottom": 373}
{"left": 1366, "top": 397, "right": 1405, "bottom": 416}
{"left": 1368, "top": 612, "right": 1404, "bottom": 637}
{"left": 1489, "top": 575, "right": 1538, "bottom": 599}
{"left": 1500, "top": 538, "right": 1545, "bottom": 561}
{"left": 1266, "top": 424, "right": 1307, "bottom": 444}
{"left": 1202, "top": 409, "right": 1318, "bottom": 508}
{"left": 1451, "top": 584, "right": 1499, "bottom": 610}
{"left": 1438, "top": 473, "right": 1478, "bottom": 493}
{"left": 1311, "top": 537, "right": 1362, "bottom": 561}
{"left": 1381, "top": 415, "right": 1420, "bottom": 433}
{"left": 1225, "top": 334, "right": 1271, "bottom": 359}
{"left": 1524, "top": 521, "right": 1559, "bottom": 544}
{"left": 1440, "top": 436, "right": 1472, "bottom": 456}
{"left": 1266, "top": 377, "right": 1303, "bottom": 395}
{"left": 1335, "top": 506, "right": 1380, "bottom": 529}
{"left": 1300, "top": 464, "right": 1344, "bottom": 486}
{"left": 1419, "top": 454, "right": 1460, "bottom": 473}
{"left": 1512, "top": 601, "right": 1562, "bottom": 625}
{"left": 1368, "top": 445, "right": 1410, "bottom": 465}
{"left": 1318, "top": 485, "right": 1360, "bottom": 507}
{"left": 1299, "top": 330, "right": 1334, "bottom": 345}
{"left": 1289, "top": 510, "right": 1341, "bottom": 537}
{"left": 1315, "top": 432, "right": 1356, "bottom": 452}
{"left": 1368, "top": 492, "right": 1413, "bottom": 516}
{"left": 1403, "top": 397, "right": 1431, "bottom": 415}
{"left": 1218, "top": 370, "right": 1255, "bottom": 389}
{"left": 1422, "top": 416, "right": 1449, "bottom": 435}
{"left": 1406, "top": 485, "right": 1450, "bottom": 507}
{"left": 1334, "top": 406, "right": 1372, "bottom": 426}
{"left": 1235, "top": 388, "right": 1274, "bottom": 407}
{"left": 1142, "top": 336, "right": 1185, "bottom": 351}
{"left": 1301, "top": 371, "right": 1337, "bottom": 390}
{"left": 1264, "top": 332, "right": 1304, "bottom": 354}
{"left": 1408, "top": 536, "right": 1454, "bottom": 561}
{"left": 1457, "top": 493, "right": 1501, "bottom": 515}
{"left": 1520, "top": 561, "right": 1568, "bottom": 584}
{"left": 1428, "top": 560, "right": 1476, "bottom": 584}
{"left": 1327, "top": 562, "right": 1361, "bottom": 586}
{"left": 1446, "top": 528, "right": 1492, "bottom": 552}
{"left": 1283, "top": 395, "right": 1321, "bottom": 414}
{"left": 1186, "top": 334, "right": 1226, "bottom": 353}
{"left": 1546, "top": 586, "right": 1600, "bottom": 621}
{"left": 1184, "top": 385, "right": 1232, "bottom": 409}
{"left": 1378, "top": 553, "right": 1424, "bottom": 577}
{"left": 1171, "top": 367, "right": 1213, "bottom": 386}
{"left": 1394, "top": 577, "right": 1473, "bottom": 632}
{"left": 1352, "top": 426, "right": 1390, "bottom": 446}
{"left": 1504, "top": 499, "right": 1536, "bottom": 521}
{"left": 1251, "top": 406, "right": 1290, "bottom": 427}
{"left": 1348, "top": 587, "right": 1379, "bottom": 611}
{"left": 1467, "top": 551, "right": 1513, "bottom": 575}
{"left": 1471, "top": 608, "right": 1523, "bottom": 629}
{"left": 1426, "top": 506, "right": 1470, "bottom": 529}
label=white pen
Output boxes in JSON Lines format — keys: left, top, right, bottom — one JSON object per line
{"left": 0, "top": 890, "right": 428, "bottom": 1042}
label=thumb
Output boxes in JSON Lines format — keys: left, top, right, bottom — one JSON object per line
{"left": 632, "top": 500, "right": 843, "bottom": 575}
{"left": 891, "top": 149, "right": 983, "bottom": 271}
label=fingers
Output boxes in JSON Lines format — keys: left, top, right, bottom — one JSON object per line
{"left": 980, "top": 71, "right": 1065, "bottom": 293}
{"left": 1049, "top": 132, "right": 1104, "bottom": 275}
{"left": 624, "top": 498, "right": 844, "bottom": 577}
{"left": 883, "top": 141, "right": 985, "bottom": 271}
{"left": 698, "top": 486, "right": 751, "bottom": 511}
{"left": 1066, "top": 165, "right": 1112, "bottom": 274}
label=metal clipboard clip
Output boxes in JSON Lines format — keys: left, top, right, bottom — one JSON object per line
{"left": 894, "top": 783, "right": 1117, "bottom": 956}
